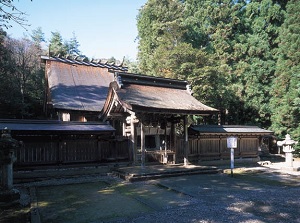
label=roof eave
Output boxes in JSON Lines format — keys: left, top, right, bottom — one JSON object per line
{"left": 131, "top": 104, "right": 219, "bottom": 116}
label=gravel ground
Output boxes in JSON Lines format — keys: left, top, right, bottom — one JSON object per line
{"left": 110, "top": 171, "right": 300, "bottom": 223}
{"left": 2, "top": 163, "right": 300, "bottom": 223}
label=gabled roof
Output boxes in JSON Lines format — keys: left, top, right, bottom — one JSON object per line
{"left": 42, "top": 56, "right": 128, "bottom": 112}
{"left": 0, "top": 119, "right": 115, "bottom": 135}
{"left": 101, "top": 72, "right": 219, "bottom": 119}
{"left": 189, "top": 125, "right": 273, "bottom": 136}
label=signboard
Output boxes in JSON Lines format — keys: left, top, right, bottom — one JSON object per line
{"left": 227, "top": 137, "right": 237, "bottom": 148}
{"left": 227, "top": 136, "right": 238, "bottom": 177}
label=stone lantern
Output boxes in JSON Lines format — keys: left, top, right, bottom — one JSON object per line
{"left": 277, "top": 134, "right": 298, "bottom": 168}
{"left": 0, "top": 127, "right": 21, "bottom": 202}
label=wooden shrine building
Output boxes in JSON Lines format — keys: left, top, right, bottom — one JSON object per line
{"left": 188, "top": 125, "right": 274, "bottom": 163}
{"left": 100, "top": 72, "right": 219, "bottom": 166}
{"left": 1, "top": 56, "right": 274, "bottom": 167}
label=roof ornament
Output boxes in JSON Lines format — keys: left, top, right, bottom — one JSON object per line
{"left": 119, "top": 56, "right": 125, "bottom": 67}
{"left": 115, "top": 72, "right": 123, "bottom": 88}
{"left": 108, "top": 61, "right": 115, "bottom": 66}
{"left": 66, "top": 54, "right": 71, "bottom": 60}
{"left": 101, "top": 59, "right": 108, "bottom": 64}
{"left": 186, "top": 84, "right": 193, "bottom": 95}
{"left": 82, "top": 57, "right": 89, "bottom": 63}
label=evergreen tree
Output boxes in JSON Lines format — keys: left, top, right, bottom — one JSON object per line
{"left": 183, "top": 0, "right": 247, "bottom": 124}
{"left": 49, "top": 31, "right": 67, "bottom": 57}
{"left": 234, "top": 0, "right": 285, "bottom": 127}
{"left": 271, "top": 0, "right": 300, "bottom": 142}
{"left": 31, "top": 27, "right": 45, "bottom": 48}
{"left": 65, "top": 32, "right": 81, "bottom": 56}
{"left": 137, "top": 0, "right": 185, "bottom": 77}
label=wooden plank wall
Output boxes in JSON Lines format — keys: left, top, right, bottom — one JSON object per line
{"left": 14, "top": 135, "right": 130, "bottom": 166}
{"left": 176, "top": 135, "right": 259, "bottom": 163}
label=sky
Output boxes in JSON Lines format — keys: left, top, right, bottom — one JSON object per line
{"left": 7, "top": 0, "right": 148, "bottom": 61}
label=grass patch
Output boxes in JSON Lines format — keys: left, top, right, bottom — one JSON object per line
{"left": 37, "top": 181, "right": 151, "bottom": 223}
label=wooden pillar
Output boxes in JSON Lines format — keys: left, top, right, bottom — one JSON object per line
{"left": 130, "top": 115, "right": 136, "bottom": 164}
{"left": 184, "top": 115, "right": 189, "bottom": 166}
{"left": 155, "top": 132, "right": 160, "bottom": 150}
{"left": 130, "top": 113, "right": 137, "bottom": 164}
{"left": 171, "top": 122, "right": 176, "bottom": 163}
{"left": 122, "top": 118, "right": 126, "bottom": 136}
{"left": 141, "top": 122, "right": 145, "bottom": 167}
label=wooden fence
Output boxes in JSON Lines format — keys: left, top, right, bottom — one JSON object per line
{"left": 14, "top": 134, "right": 130, "bottom": 166}
{"left": 176, "top": 136, "right": 259, "bottom": 163}
{"left": 13, "top": 133, "right": 260, "bottom": 166}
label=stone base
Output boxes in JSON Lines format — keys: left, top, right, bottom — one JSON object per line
{"left": 0, "top": 188, "right": 20, "bottom": 204}
{"left": 281, "top": 166, "right": 300, "bottom": 172}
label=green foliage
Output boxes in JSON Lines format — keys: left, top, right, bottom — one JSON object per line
{"left": 65, "top": 32, "right": 81, "bottom": 56}
{"left": 270, "top": 0, "right": 300, "bottom": 142}
{"left": 49, "top": 31, "right": 83, "bottom": 57}
{"left": 31, "top": 27, "right": 45, "bottom": 47}
{"left": 49, "top": 31, "right": 67, "bottom": 57}
{"left": 137, "top": 0, "right": 185, "bottom": 77}
{"left": 236, "top": 0, "right": 285, "bottom": 126}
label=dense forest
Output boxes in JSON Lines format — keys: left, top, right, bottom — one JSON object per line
{"left": 0, "top": 0, "right": 299, "bottom": 145}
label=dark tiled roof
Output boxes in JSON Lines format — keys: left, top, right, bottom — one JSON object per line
{"left": 42, "top": 56, "right": 127, "bottom": 112}
{"left": 189, "top": 125, "right": 274, "bottom": 135}
{"left": 0, "top": 119, "right": 114, "bottom": 134}
{"left": 41, "top": 56, "right": 128, "bottom": 71}
{"left": 115, "top": 72, "right": 189, "bottom": 90}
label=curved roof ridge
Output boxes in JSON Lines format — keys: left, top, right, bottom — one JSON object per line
{"left": 41, "top": 55, "right": 128, "bottom": 72}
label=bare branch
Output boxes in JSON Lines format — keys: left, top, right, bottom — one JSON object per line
{"left": 0, "top": 0, "right": 30, "bottom": 30}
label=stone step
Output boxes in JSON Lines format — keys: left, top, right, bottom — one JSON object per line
{"left": 112, "top": 165, "right": 221, "bottom": 182}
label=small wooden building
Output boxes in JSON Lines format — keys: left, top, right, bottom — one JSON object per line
{"left": 100, "top": 72, "right": 219, "bottom": 165}
{"left": 186, "top": 125, "right": 274, "bottom": 163}
{"left": 0, "top": 119, "right": 129, "bottom": 166}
